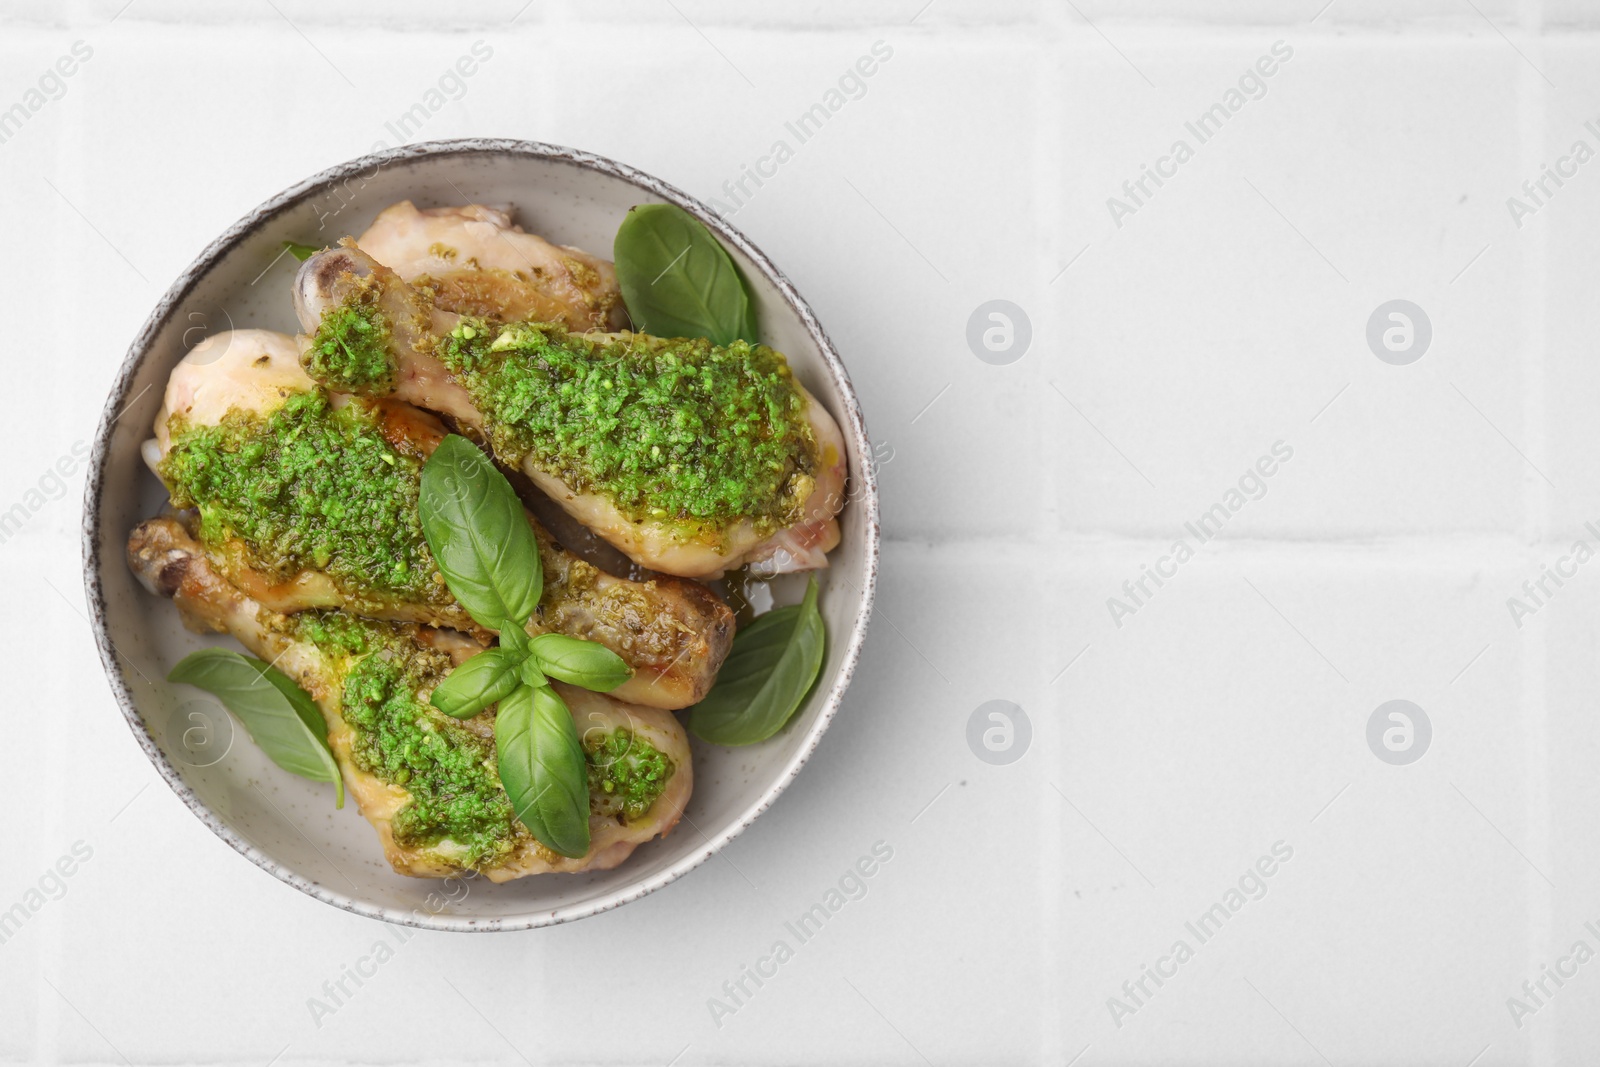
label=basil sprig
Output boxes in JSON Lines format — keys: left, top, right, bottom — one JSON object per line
{"left": 169, "top": 647, "right": 345, "bottom": 807}
{"left": 689, "top": 578, "right": 825, "bottom": 747}
{"left": 418, "top": 434, "right": 632, "bottom": 858}
{"left": 613, "top": 203, "right": 757, "bottom": 346}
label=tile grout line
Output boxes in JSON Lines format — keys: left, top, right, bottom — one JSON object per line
{"left": 1033, "top": 4, "right": 1120, "bottom": 1063}
{"left": 1517, "top": 1, "right": 1555, "bottom": 1064}
{"left": 875, "top": 532, "right": 1580, "bottom": 559}
{"left": 28, "top": 10, "right": 1600, "bottom": 35}
{"left": 1034, "top": 4, "right": 1070, "bottom": 1063}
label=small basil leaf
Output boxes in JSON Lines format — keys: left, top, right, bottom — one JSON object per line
{"left": 689, "top": 578, "right": 825, "bottom": 746}
{"left": 613, "top": 203, "right": 757, "bottom": 346}
{"left": 527, "top": 633, "right": 633, "bottom": 693}
{"left": 283, "top": 241, "right": 321, "bottom": 262}
{"left": 429, "top": 647, "right": 523, "bottom": 720}
{"left": 520, "top": 655, "right": 547, "bottom": 690}
{"left": 169, "top": 647, "right": 345, "bottom": 807}
{"left": 499, "top": 621, "right": 530, "bottom": 659}
{"left": 495, "top": 684, "right": 591, "bottom": 858}
{"left": 419, "top": 435, "right": 543, "bottom": 629}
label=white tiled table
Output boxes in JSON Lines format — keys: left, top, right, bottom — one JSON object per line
{"left": 5, "top": 1, "right": 1600, "bottom": 1063}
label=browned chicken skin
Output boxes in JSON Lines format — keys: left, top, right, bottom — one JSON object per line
{"left": 356, "top": 201, "right": 629, "bottom": 331}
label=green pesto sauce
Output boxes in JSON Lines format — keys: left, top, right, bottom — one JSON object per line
{"left": 335, "top": 634, "right": 521, "bottom": 868}
{"left": 437, "top": 320, "right": 817, "bottom": 538}
{"left": 586, "top": 727, "right": 674, "bottom": 822}
{"left": 286, "top": 609, "right": 376, "bottom": 657}
{"left": 287, "top": 614, "right": 673, "bottom": 868}
{"left": 161, "top": 392, "right": 448, "bottom": 610}
{"left": 306, "top": 286, "right": 397, "bottom": 394}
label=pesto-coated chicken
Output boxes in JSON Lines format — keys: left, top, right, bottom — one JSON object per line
{"left": 293, "top": 243, "right": 847, "bottom": 580}
{"left": 128, "top": 516, "right": 692, "bottom": 880}
{"left": 356, "top": 201, "right": 629, "bottom": 331}
{"left": 145, "top": 329, "right": 733, "bottom": 709}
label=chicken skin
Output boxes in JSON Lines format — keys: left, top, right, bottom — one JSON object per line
{"left": 356, "top": 201, "right": 629, "bottom": 331}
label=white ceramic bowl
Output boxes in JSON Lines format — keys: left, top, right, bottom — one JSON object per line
{"left": 82, "top": 139, "right": 879, "bottom": 931}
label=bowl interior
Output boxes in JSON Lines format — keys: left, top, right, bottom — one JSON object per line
{"left": 85, "top": 142, "right": 877, "bottom": 930}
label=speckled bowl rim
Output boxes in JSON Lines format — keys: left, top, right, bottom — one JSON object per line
{"left": 81, "top": 138, "right": 880, "bottom": 932}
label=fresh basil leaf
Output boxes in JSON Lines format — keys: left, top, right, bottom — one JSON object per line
{"left": 495, "top": 684, "right": 591, "bottom": 858}
{"left": 283, "top": 241, "right": 321, "bottom": 261}
{"left": 527, "top": 633, "right": 633, "bottom": 693}
{"left": 520, "top": 655, "right": 547, "bottom": 690}
{"left": 499, "top": 621, "right": 530, "bottom": 658}
{"left": 689, "top": 578, "right": 825, "bottom": 746}
{"left": 613, "top": 203, "right": 757, "bottom": 346}
{"left": 429, "top": 647, "right": 523, "bottom": 720}
{"left": 419, "top": 435, "right": 543, "bottom": 629}
{"left": 169, "top": 647, "right": 344, "bottom": 807}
